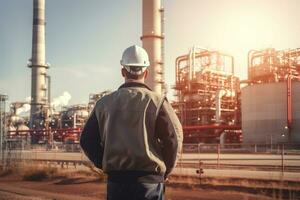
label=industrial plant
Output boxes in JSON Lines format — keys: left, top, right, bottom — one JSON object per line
{"left": 1, "top": 0, "right": 300, "bottom": 199}
{"left": 0, "top": 0, "right": 299, "bottom": 150}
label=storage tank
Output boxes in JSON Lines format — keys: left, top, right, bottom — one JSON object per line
{"left": 241, "top": 82, "right": 300, "bottom": 144}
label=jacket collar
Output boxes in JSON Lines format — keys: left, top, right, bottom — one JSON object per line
{"left": 118, "top": 82, "right": 152, "bottom": 91}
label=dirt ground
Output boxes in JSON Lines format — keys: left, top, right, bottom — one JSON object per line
{"left": 0, "top": 175, "right": 275, "bottom": 200}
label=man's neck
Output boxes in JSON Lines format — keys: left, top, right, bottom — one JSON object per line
{"left": 125, "top": 79, "right": 145, "bottom": 84}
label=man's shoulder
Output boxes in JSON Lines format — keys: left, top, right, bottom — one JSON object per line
{"left": 136, "top": 88, "right": 165, "bottom": 107}
{"left": 94, "top": 91, "right": 117, "bottom": 108}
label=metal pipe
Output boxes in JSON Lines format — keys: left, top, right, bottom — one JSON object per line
{"left": 46, "top": 75, "right": 51, "bottom": 118}
{"left": 8, "top": 127, "right": 82, "bottom": 133}
{"left": 175, "top": 54, "right": 189, "bottom": 83}
{"left": 247, "top": 49, "right": 258, "bottom": 70}
{"left": 191, "top": 45, "right": 210, "bottom": 71}
{"left": 46, "top": 75, "right": 51, "bottom": 105}
{"left": 73, "top": 113, "right": 76, "bottom": 128}
{"left": 215, "top": 90, "right": 227, "bottom": 124}
{"left": 217, "top": 144, "right": 220, "bottom": 168}
{"left": 183, "top": 124, "right": 241, "bottom": 131}
{"left": 215, "top": 90, "right": 229, "bottom": 147}
{"left": 189, "top": 47, "right": 202, "bottom": 82}
{"left": 281, "top": 144, "right": 285, "bottom": 173}
{"left": 286, "top": 74, "right": 300, "bottom": 130}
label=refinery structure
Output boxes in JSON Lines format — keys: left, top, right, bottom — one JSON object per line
{"left": 0, "top": 0, "right": 300, "bottom": 149}
{"left": 172, "top": 47, "right": 241, "bottom": 144}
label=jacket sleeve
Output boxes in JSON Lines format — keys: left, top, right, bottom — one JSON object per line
{"left": 80, "top": 108, "right": 103, "bottom": 169}
{"left": 156, "top": 98, "right": 183, "bottom": 176}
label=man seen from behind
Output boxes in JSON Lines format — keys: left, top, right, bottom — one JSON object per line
{"left": 80, "top": 45, "right": 183, "bottom": 200}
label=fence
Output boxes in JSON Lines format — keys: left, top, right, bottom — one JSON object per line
{"left": 0, "top": 144, "right": 299, "bottom": 200}
{"left": 1, "top": 142, "right": 300, "bottom": 180}
{"left": 182, "top": 143, "right": 300, "bottom": 154}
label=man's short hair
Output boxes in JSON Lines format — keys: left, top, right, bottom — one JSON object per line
{"left": 123, "top": 66, "right": 146, "bottom": 80}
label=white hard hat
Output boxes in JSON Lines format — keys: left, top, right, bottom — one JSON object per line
{"left": 120, "top": 45, "right": 150, "bottom": 67}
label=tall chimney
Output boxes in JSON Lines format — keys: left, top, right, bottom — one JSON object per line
{"left": 141, "top": 0, "right": 165, "bottom": 95}
{"left": 28, "top": 0, "right": 49, "bottom": 128}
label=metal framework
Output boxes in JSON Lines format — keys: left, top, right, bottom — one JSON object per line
{"left": 248, "top": 48, "right": 300, "bottom": 83}
{"left": 173, "top": 47, "right": 241, "bottom": 143}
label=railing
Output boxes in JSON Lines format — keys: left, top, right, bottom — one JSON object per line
{"left": 182, "top": 143, "right": 300, "bottom": 154}
{"left": 1, "top": 143, "right": 300, "bottom": 182}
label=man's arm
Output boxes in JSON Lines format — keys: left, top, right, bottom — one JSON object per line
{"left": 80, "top": 108, "right": 103, "bottom": 169}
{"left": 156, "top": 98, "right": 183, "bottom": 177}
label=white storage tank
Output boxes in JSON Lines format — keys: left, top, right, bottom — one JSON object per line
{"left": 241, "top": 81, "right": 300, "bottom": 144}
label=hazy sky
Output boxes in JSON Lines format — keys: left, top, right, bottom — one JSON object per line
{"left": 1, "top": 0, "right": 300, "bottom": 107}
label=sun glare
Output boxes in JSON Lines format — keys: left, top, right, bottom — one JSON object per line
{"left": 214, "top": 7, "right": 283, "bottom": 78}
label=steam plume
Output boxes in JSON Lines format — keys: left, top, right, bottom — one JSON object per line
{"left": 51, "top": 91, "right": 72, "bottom": 109}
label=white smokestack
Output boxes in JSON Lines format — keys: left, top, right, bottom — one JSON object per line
{"left": 142, "top": 0, "right": 165, "bottom": 94}
{"left": 29, "top": 0, "right": 49, "bottom": 128}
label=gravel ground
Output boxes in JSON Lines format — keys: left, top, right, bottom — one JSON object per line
{"left": 0, "top": 180, "right": 274, "bottom": 200}
{"left": 0, "top": 172, "right": 278, "bottom": 200}
{"left": 0, "top": 190, "right": 48, "bottom": 200}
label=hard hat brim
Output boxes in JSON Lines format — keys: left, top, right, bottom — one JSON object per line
{"left": 120, "top": 61, "right": 150, "bottom": 67}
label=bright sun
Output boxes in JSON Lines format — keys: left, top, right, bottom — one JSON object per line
{"left": 214, "top": 8, "right": 283, "bottom": 79}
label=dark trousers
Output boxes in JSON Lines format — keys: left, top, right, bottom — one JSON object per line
{"left": 107, "top": 181, "right": 164, "bottom": 200}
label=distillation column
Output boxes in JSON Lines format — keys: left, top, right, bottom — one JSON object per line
{"left": 141, "top": 0, "right": 164, "bottom": 94}
{"left": 28, "top": 0, "right": 49, "bottom": 128}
